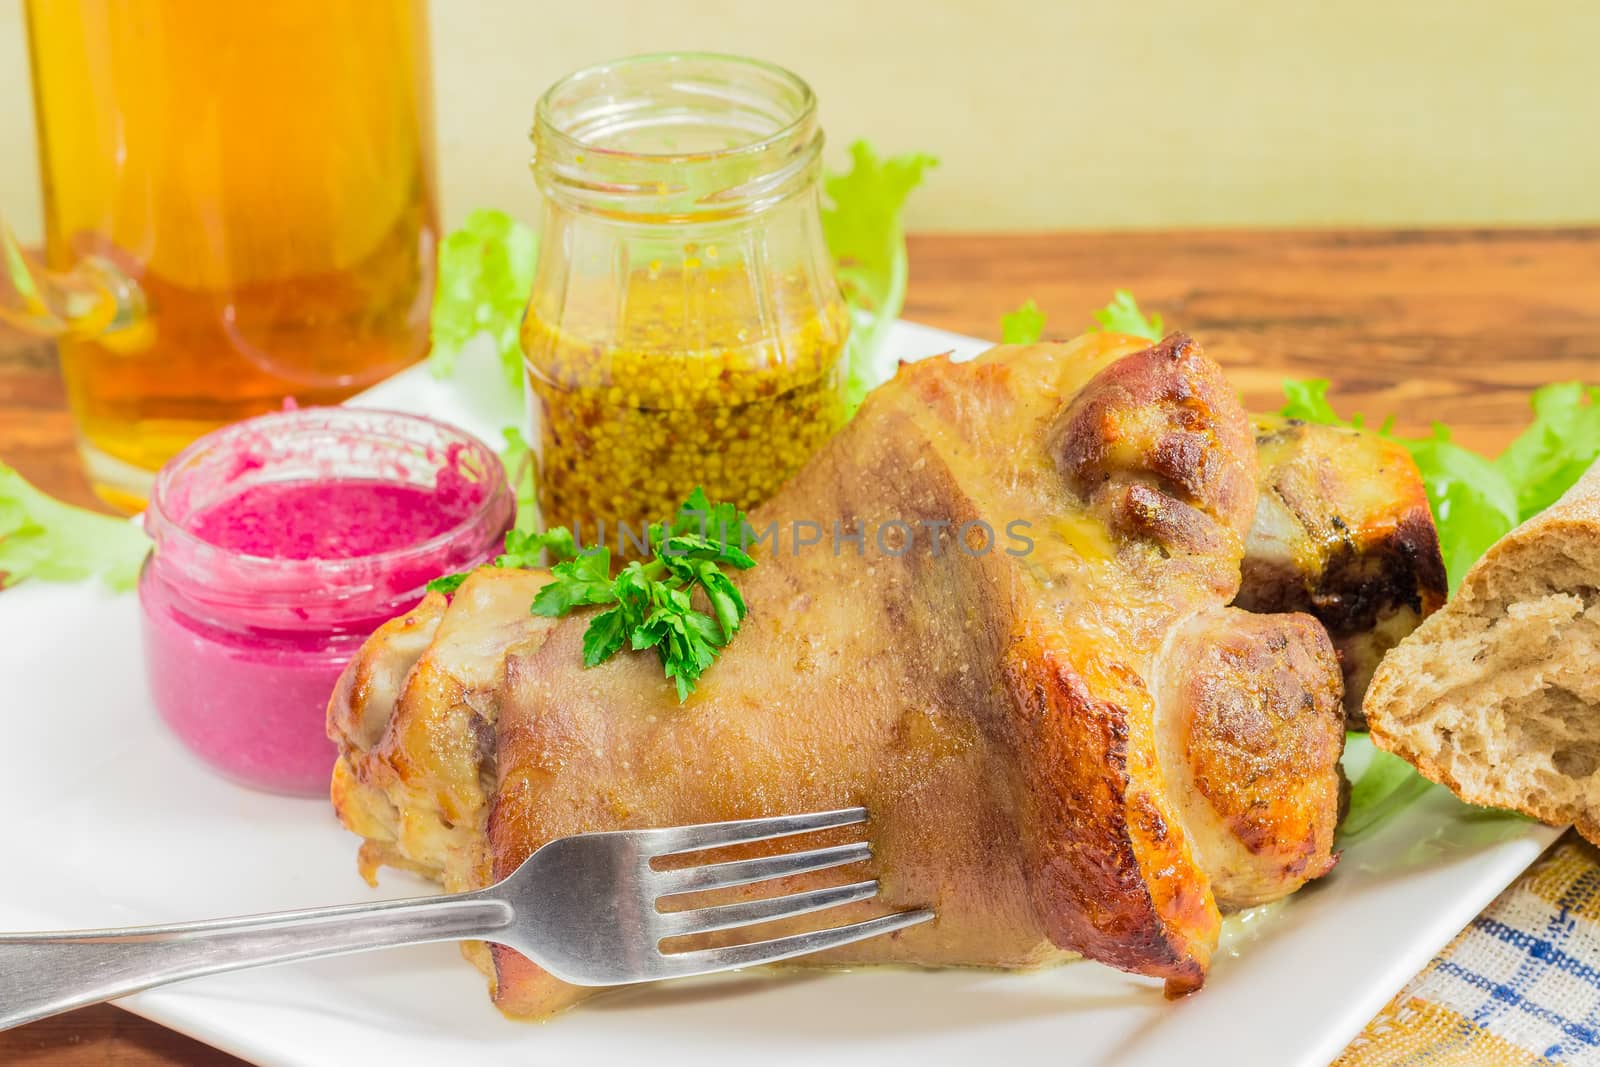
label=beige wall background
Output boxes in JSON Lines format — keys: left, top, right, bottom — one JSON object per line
{"left": 2, "top": 0, "right": 1596, "bottom": 238}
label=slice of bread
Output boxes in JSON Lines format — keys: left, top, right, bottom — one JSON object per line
{"left": 1364, "top": 458, "right": 1600, "bottom": 843}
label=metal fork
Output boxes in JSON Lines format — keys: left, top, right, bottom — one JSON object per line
{"left": 0, "top": 807, "right": 931, "bottom": 1031}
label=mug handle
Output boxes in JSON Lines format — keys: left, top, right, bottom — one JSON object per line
{"left": 0, "top": 213, "right": 144, "bottom": 338}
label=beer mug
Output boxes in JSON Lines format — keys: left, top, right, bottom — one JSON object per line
{"left": 1, "top": 1, "right": 439, "bottom": 510}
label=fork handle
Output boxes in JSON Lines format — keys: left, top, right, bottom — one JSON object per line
{"left": 0, "top": 890, "right": 513, "bottom": 1031}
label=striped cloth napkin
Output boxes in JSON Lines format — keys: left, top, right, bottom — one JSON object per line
{"left": 1337, "top": 833, "right": 1600, "bottom": 1066}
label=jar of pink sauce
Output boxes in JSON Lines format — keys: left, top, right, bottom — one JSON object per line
{"left": 139, "top": 408, "right": 512, "bottom": 796}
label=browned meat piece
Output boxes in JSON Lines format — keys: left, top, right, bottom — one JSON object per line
{"left": 330, "top": 334, "right": 1347, "bottom": 1019}
{"left": 1236, "top": 416, "right": 1447, "bottom": 726}
{"left": 1158, "top": 608, "right": 1343, "bottom": 907}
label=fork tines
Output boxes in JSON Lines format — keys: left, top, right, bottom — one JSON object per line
{"left": 639, "top": 807, "right": 934, "bottom": 976}
{"left": 647, "top": 806, "right": 872, "bottom": 858}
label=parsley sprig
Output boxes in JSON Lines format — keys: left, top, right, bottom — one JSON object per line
{"left": 422, "top": 524, "right": 576, "bottom": 597}
{"left": 427, "top": 488, "right": 755, "bottom": 701}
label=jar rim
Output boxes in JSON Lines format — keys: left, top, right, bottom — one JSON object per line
{"left": 535, "top": 51, "right": 817, "bottom": 164}
{"left": 531, "top": 52, "right": 824, "bottom": 222}
{"left": 146, "top": 407, "right": 511, "bottom": 582}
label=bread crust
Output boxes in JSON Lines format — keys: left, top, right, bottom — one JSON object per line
{"left": 1364, "top": 459, "right": 1600, "bottom": 842}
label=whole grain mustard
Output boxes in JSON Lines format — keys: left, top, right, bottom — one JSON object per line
{"left": 521, "top": 262, "right": 850, "bottom": 549}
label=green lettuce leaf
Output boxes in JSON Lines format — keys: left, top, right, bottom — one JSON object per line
{"left": 0, "top": 464, "right": 151, "bottom": 590}
{"left": 1279, "top": 378, "right": 1343, "bottom": 425}
{"left": 823, "top": 142, "right": 938, "bottom": 413}
{"left": 1404, "top": 425, "right": 1520, "bottom": 589}
{"left": 500, "top": 427, "right": 537, "bottom": 532}
{"left": 1338, "top": 732, "right": 1434, "bottom": 842}
{"left": 1001, "top": 299, "right": 1046, "bottom": 344}
{"left": 1493, "top": 383, "right": 1600, "bottom": 519}
{"left": 428, "top": 208, "right": 537, "bottom": 392}
{"left": 1001, "top": 291, "right": 1170, "bottom": 347}
{"left": 1091, "top": 289, "right": 1164, "bottom": 341}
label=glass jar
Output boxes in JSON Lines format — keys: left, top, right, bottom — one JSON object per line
{"left": 522, "top": 53, "right": 849, "bottom": 548}
{"left": 139, "top": 408, "right": 512, "bottom": 796}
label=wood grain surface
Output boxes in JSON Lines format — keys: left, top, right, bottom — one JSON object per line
{"left": 1, "top": 227, "right": 1596, "bottom": 1065}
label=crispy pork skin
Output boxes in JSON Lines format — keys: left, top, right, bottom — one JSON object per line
{"left": 331, "top": 334, "right": 1348, "bottom": 1017}
{"left": 477, "top": 334, "right": 1343, "bottom": 1014}
{"left": 1236, "top": 416, "right": 1446, "bottom": 726}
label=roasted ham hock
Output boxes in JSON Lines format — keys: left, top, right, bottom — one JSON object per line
{"left": 330, "top": 333, "right": 1383, "bottom": 1017}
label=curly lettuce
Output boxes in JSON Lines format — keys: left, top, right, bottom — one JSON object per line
{"left": 823, "top": 142, "right": 938, "bottom": 412}
{"left": 0, "top": 464, "right": 150, "bottom": 590}
{"left": 1091, "top": 290, "right": 1164, "bottom": 340}
{"left": 1001, "top": 291, "right": 1167, "bottom": 346}
{"left": 1000, "top": 299, "right": 1046, "bottom": 344}
{"left": 427, "top": 208, "right": 538, "bottom": 393}
{"left": 1493, "top": 383, "right": 1600, "bottom": 519}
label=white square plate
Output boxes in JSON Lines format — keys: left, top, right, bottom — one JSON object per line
{"left": 0, "top": 321, "right": 1560, "bottom": 1067}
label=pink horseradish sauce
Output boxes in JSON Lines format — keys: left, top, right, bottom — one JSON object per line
{"left": 139, "top": 409, "right": 512, "bottom": 796}
{"left": 189, "top": 480, "right": 470, "bottom": 559}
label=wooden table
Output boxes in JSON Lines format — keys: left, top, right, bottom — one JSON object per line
{"left": 1, "top": 227, "right": 1597, "bottom": 1065}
